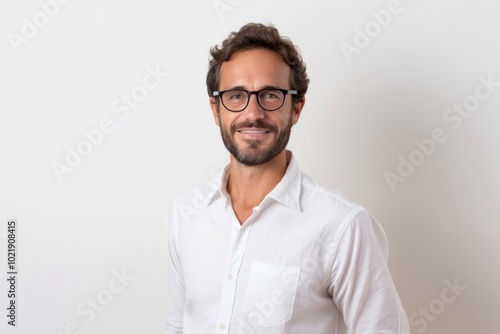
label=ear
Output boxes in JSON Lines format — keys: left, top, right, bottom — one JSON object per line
{"left": 291, "top": 96, "right": 305, "bottom": 125}
{"left": 209, "top": 97, "right": 220, "bottom": 127}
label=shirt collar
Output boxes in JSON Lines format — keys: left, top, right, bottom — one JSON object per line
{"left": 266, "top": 151, "right": 301, "bottom": 211}
{"left": 208, "top": 150, "right": 302, "bottom": 211}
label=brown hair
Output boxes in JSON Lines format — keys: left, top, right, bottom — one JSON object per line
{"left": 206, "top": 23, "right": 309, "bottom": 103}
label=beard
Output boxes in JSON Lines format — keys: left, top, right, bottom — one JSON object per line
{"left": 219, "top": 113, "right": 293, "bottom": 166}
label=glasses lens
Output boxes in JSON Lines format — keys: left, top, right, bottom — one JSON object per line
{"left": 222, "top": 90, "right": 248, "bottom": 112}
{"left": 220, "top": 89, "right": 287, "bottom": 112}
{"left": 258, "top": 90, "right": 285, "bottom": 111}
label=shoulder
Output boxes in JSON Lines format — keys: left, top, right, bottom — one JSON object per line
{"left": 295, "top": 171, "right": 389, "bottom": 263}
{"left": 299, "top": 171, "right": 365, "bottom": 218}
{"left": 298, "top": 171, "right": 386, "bottom": 242}
{"left": 170, "top": 171, "right": 223, "bottom": 211}
{"left": 165, "top": 171, "right": 223, "bottom": 232}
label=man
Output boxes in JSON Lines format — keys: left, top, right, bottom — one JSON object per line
{"left": 166, "top": 23, "right": 410, "bottom": 333}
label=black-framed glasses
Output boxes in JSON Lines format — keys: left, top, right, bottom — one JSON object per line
{"left": 213, "top": 89, "right": 298, "bottom": 112}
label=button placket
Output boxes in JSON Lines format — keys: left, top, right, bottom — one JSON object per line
{"left": 215, "top": 216, "right": 253, "bottom": 332}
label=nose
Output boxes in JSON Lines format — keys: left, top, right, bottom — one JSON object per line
{"left": 243, "top": 92, "right": 265, "bottom": 119}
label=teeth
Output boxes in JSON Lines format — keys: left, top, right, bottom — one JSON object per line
{"left": 240, "top": 130, "right": 267, "bottom": 133}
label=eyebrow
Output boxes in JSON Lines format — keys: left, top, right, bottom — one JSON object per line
{"left": 221, "top": 85, "right": 287, "bottom": 91}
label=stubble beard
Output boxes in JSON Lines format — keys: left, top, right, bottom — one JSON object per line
{"left": 219, "top": 112, "right": 293, "bottom": 166}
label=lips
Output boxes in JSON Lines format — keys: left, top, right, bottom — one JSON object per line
{"left": 235, "top": 128, "right": 272, "bottom": 140}
{"left": 238, "top": 129, "right": 271, "bottom": 134}
{"left": 231, "top": 120, "right": 276, "bottom": 135}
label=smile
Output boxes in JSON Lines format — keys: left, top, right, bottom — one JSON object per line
{"left": 239, "top": 130, "right": 270, "bottom": 134}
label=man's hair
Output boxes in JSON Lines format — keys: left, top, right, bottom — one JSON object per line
{"left": 206, "top": 23, "right": 309, "bottom": 104}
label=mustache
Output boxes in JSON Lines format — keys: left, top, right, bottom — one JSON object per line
{"left": 230, "top": 120, "right": 277, "bottom": 133}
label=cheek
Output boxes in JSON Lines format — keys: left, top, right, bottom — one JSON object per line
{"left": 219, "top": 113, "right": 238, "bottom": 131}
{"left": 284, "top": 106, "right": 297, "bottom": 125}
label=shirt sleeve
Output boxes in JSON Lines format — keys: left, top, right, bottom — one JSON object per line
{"left": 165, "top": 199, "right": 186, "bottom": 334}
{"left": 329, "top": 210, "right": 411, "bottom": 333}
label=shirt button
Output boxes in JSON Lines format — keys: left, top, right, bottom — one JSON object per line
{"left": 219, "top": 323, "right": 226, "bottom": 330}
{"left": 227, "top": 273, "right": 234, "bottom": 280}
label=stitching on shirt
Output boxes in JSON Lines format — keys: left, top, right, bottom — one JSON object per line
{"left": 328, "top": 209, "right": 365, "bottom": 288}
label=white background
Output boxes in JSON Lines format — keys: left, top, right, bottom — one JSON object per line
{"left": 1, "top": 0, "right": 499, "bottom": 333}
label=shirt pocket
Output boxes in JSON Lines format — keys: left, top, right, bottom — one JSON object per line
{"left": 243, "top": 262, "right": 301, "bottom": 327}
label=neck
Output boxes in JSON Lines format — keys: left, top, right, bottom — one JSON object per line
{"left": 227, "top": 150, "right": 290, "bottom": 208}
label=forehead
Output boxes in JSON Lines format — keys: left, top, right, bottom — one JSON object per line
{"left": 219, "top": 48, "right": 291, "bottom": 90}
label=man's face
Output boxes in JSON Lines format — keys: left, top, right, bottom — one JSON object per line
{"left": 210, "top": 48, "right": 304, "bottom": 166}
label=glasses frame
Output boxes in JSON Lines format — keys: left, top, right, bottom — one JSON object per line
{"left": 213, "top": 88, "right": 298, "bottom": 112}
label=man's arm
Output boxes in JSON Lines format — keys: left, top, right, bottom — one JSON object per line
{"left": 329, "top": 210, "right": 410, "bottom": 333}
{"left": 165, "top": 200, "right": 186, "bottom": 334}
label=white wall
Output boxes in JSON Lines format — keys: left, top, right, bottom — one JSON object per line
{"left": 1, "top": 0, "right": 498, "bottom": 333}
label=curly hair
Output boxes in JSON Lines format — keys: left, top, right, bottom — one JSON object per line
{"left": 206, "top": 23, "right": 309, "bottom": 104}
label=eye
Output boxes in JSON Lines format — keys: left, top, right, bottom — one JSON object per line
{"left": 261, "top": 90, "right": 281, "bottom": 100}
{"left": 226, "top": 91, "right": 246, "bottom": 100}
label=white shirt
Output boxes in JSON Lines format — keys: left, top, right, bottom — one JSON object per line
{"left": 165, "top": 152, "right": 410, "bottom": 334}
